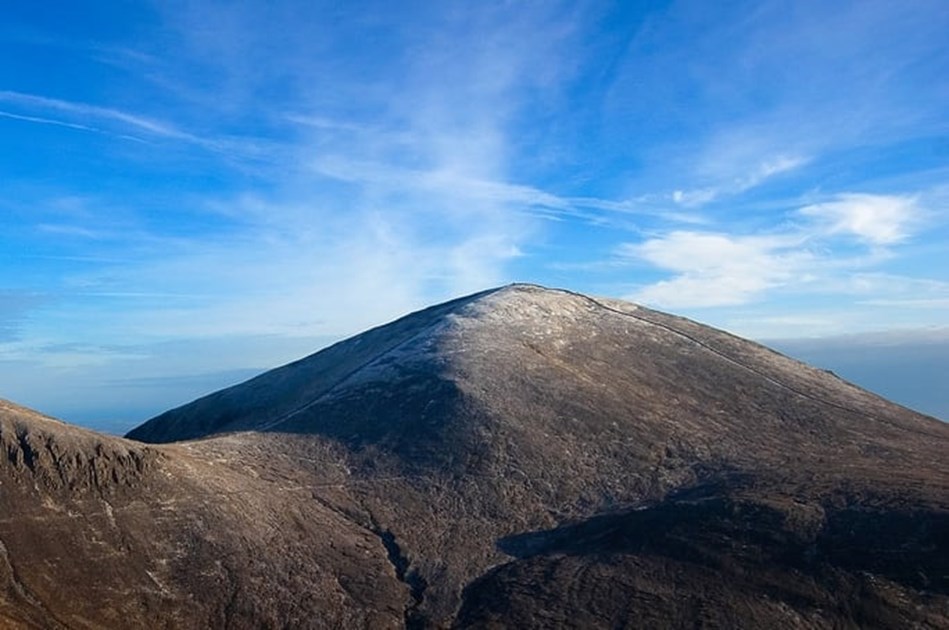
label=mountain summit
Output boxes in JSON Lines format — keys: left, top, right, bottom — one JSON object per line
{"left": 4, "top": 284, "right": 948, "bottom": 628}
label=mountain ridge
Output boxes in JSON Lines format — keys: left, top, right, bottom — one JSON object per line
{"left": 131, "top": 283, "right": 943, "bottom": 444}
{"left": 3, "top": 284, "right": 948, "bottom": 628}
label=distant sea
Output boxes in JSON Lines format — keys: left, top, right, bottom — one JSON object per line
{"left": 770, "top": 334, "right": 948, "bottom": 422}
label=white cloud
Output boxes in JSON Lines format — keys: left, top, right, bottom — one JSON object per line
{"left": 671, "top": 154, "right": 809, "bottom": 207}
{"left": 631, "top": 275, "right": 770, "bottom": 308}
{"left": 799, "top": 193, "right": 918, "bottom": 244}
{"left": 742, "top": 154, "right": 809, "bottom": 187}
{"left": 620, "top": 231, "right": 810, "bottom": 307}
{"left": 671, "top": 188, "right": 719, "bottom": 207}
{"left": 310, "top": 156, "right": 571, "bottom": 214}
{"left": 620, "top": 190, "right": 933, "bottom": 310}
{"left": 0, "top": 90, "right": 275, "bottom": 159}
{"left": 0, "top": 90, "right": 187, "bottom": 139}
{"left": 0, "top": 109, "right": 104, "bottom": 134}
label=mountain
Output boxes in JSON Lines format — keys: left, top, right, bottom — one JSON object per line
{"left": 3, "top": 284, "right": 948, "bottom": 628}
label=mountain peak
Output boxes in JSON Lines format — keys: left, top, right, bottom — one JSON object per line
{"left": 126, "top": 283, "right": 648, "bottom": 444}
{"left": 125, "top": 283, "right": 615, "bottom": 443}
{"left": 4, "top": 286, "right": 949, "bottom": 627}
{"left": 127, "top": 282, "right": 943, "bottom": 453}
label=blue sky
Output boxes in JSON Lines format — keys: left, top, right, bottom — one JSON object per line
{"left": 1, "top": 0, "right": 947, "bottom": 430}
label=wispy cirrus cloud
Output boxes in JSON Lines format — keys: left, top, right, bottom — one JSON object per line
{"left": 0, "top": 109, "right": 105, "bottom": 134}
{"left": 0, "top": 90, "right": 188, "bottom": 139}
{"left": 603, "top": 0, "right": 946, "bottom": 217}
{"left": 0, "top": 89, "right": 276, "bottom": 160}
{"left": 671, "top": 154, "right": 810, "bottom": 207}
{"left": 4, "top": 4, "right": 610, "bottom": 362}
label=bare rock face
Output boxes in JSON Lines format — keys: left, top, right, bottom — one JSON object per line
{"left": 4, "top": 284, "right": 949, "bottom": 628}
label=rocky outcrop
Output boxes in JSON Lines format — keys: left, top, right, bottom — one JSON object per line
{"left": 2, "top": 401, "right": 156, "bottom": 494}
{"left": 0, "top": 400, "right": 407, "bottom": 629}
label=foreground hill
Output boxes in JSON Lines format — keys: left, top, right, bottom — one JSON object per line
{"left": 0, "top": 399, "right": 407, "bottom": 628}
{"left": 3, "top": 284, "right": 948, "bottom": 628}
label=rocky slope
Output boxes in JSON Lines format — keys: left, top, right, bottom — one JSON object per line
{"left": 0, "top": 401, "right": 408, "bottom": 628}
{"left": 3, "top": 284, "right": 948, "bottom": 628}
